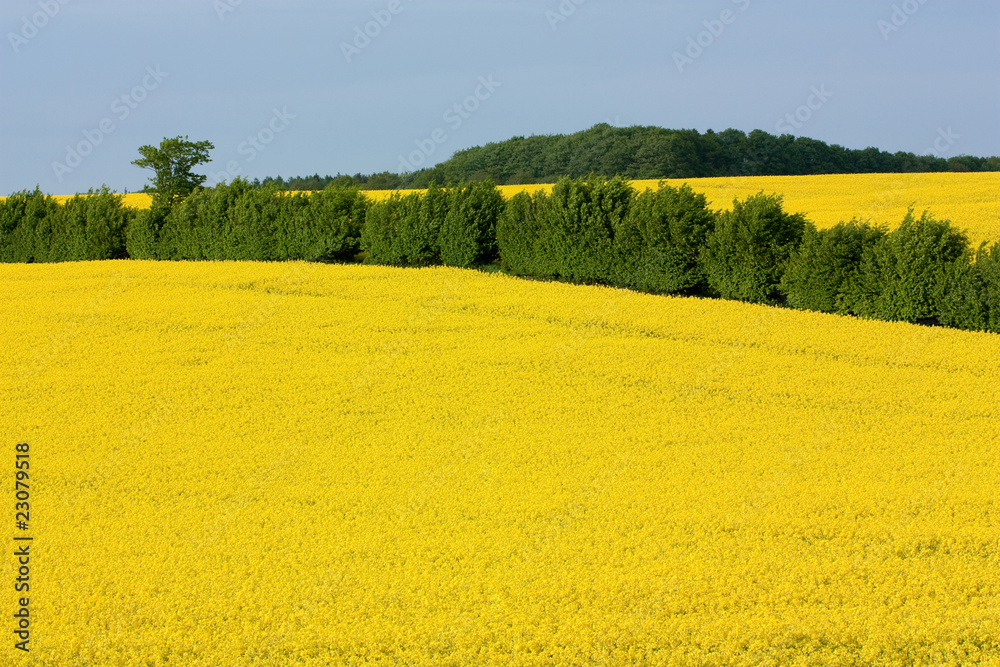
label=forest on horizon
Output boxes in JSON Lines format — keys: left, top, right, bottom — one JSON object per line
{"left": 249, "top": 123, "right": 1000, "bottom": 191}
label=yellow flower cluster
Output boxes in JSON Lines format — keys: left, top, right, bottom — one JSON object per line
{"left": 2, "top": 261, "right": 998, "bottom": 665}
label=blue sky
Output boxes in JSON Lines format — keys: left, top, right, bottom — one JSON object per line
{"left": 1, "top": 0, "right": 998, "bottom": 194}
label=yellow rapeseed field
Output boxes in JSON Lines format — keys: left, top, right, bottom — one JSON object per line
{"left": 2, "top": 261, "right": 998, "bottom": 666}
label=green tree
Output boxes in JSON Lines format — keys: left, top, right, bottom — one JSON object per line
{"left": 938, "top": 242, "right": 1000, "bottom": 333}
{"left": 302, "top": 184, "right": 367, "bottom": 262}
{"left": 780, "top": 219, "right": 886, "bottom": 313}
{"left": 439, "top": 179, "right": 504, "bottom": 268}
{"left": 497, "top": 190, "right": 549, "bottom": 276}
{"left": 132, "top": 136, "right": 214, "bottom": 213}
{"left": 700, "top": 192, "right": 808, "bottom": 303}
{"left": 0, "top": 187, "right": 57, "bottom": 262}
{"left": 46, "top": 188, "right": 132, "bottom": 261}
{"left": 393, "top": 182, "right": 448, "bottom": 266}
{"left": 849, "top": 209, "right": 968, "bottom": 323}
{"left": 613, "top": 183, "right": 714, "bottom": 294}
{"left": 361, "top": 192, "right": 421, "bottom": 266}
{"left": 545, "top": 176, "right": 634, "bottom": 283}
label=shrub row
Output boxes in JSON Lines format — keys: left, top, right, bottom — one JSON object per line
{"left": 494, "top": 177, "right": 999, "bottom": 333}
{"left": 781, "top": 211, "right": 975, "bottom": 323}
{"left": 0, "top": 187, "right": 133, "bottom": 262}
{"left": 127, "top": 179, "right": 366, "bottom": 261}
{"left": 2, "top": 178, "right": 998, "bottom": 334}
{"left": 360, "top": 180, "right": 504, "bottom": 268}
{"left": 496, "top": 177, "right": 806, "bottom": 302}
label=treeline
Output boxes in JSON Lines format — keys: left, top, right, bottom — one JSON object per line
{"left": 256, "top": 172, "right": 403, "bottom": 192}
{"left": 261, "top": 124, "right": 1000, "bottom": 190}
{"left": 2, "top": 178, "right": 998, "bottom": 334}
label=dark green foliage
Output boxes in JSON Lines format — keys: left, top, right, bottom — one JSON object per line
{"left": 0, "top": 187, "right": 131, "bottom": 262}
{"left": 496, "top": 190, "right": 550, "bottom": 277}
{"left": 0, "top": 188, "right": 58, "bottom": 262}
{"left": 357, "top": 193, "right": 395, "bottom": 265}
{"left": 302, "top": 183, "right": 367, "bottom": 261}
{"left": 156, "top": 180, "right": 246, "bottom": 260}
{"left": 267, "top": 125, "right": 998, "bottom": 189}
{"left": 439, "top": 179, "right": 504, "bottom": 267}
{"left": 613, "top": 183, "right": 714, "bottom": 294}
{"left": 546, "top": 176, "right": 634, "bottom": 283}
{"left": 400, "top": 182, "right": 448, "bottom": 266}
{"left": 938, "top": 242, "right": 1000, "bottom": 333}
{"left": 222, "top": 182, "right": 290, "bottom": 261}
{"left": 85, "top": 190, "right": 133, "bottom": 260}
{"left": 148, "top": 179, "right": 366, "bottom": 261}
{"left": 261, "top": 171, "right": 406, "bottom": 191}
{"left": 976, "top": 243, "right": 1000, "bottom": 333}
{"left": 360, "top": 192, "right": 421, "bottom": 266}
{"left": 360, "top": 171, "right": 403, "bottom": 190}
{"left": 361, "top": 183, "right": 454, "bottom": 267}
{"left": 850, "top": 210, "right": 968, "bottom": 323}
{"left": 497, "top": 176, "right": 635, "bottom": 283}
{"left": 780, "top": 220, "right": 887, "bottom": 313}
{"left": 46, "top": 189, "right": 132, "bottom": 261}
{"left": 125, "top": 208, "right": 162, "bottom": 260}
{"left": 700, "top": 193, "right": 808, "bottom": 303}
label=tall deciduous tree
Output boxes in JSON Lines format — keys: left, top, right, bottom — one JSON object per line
{"left": 132, "top": 136, "right": 214, "bottom": 212}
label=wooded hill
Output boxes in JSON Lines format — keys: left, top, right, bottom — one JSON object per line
{"left": 261, "top": 124, "right": 1000, "bottom": 190}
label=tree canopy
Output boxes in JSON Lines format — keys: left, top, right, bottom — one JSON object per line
{"left": 133, "top": 136, "right": 214, "bottom": 210}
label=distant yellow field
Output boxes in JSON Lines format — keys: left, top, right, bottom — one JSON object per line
{"left": 2, "top": 261, "right": 999, "bottom": 665}
{"left": 21, "top": 172, "right": 1000, "bottom": 246}
{"left": 49, "top": 192, "right": 154, "bottom": 210}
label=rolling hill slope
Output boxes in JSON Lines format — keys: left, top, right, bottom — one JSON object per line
{"left": 2, "top": 261, "right": 998, "bottom": 665}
